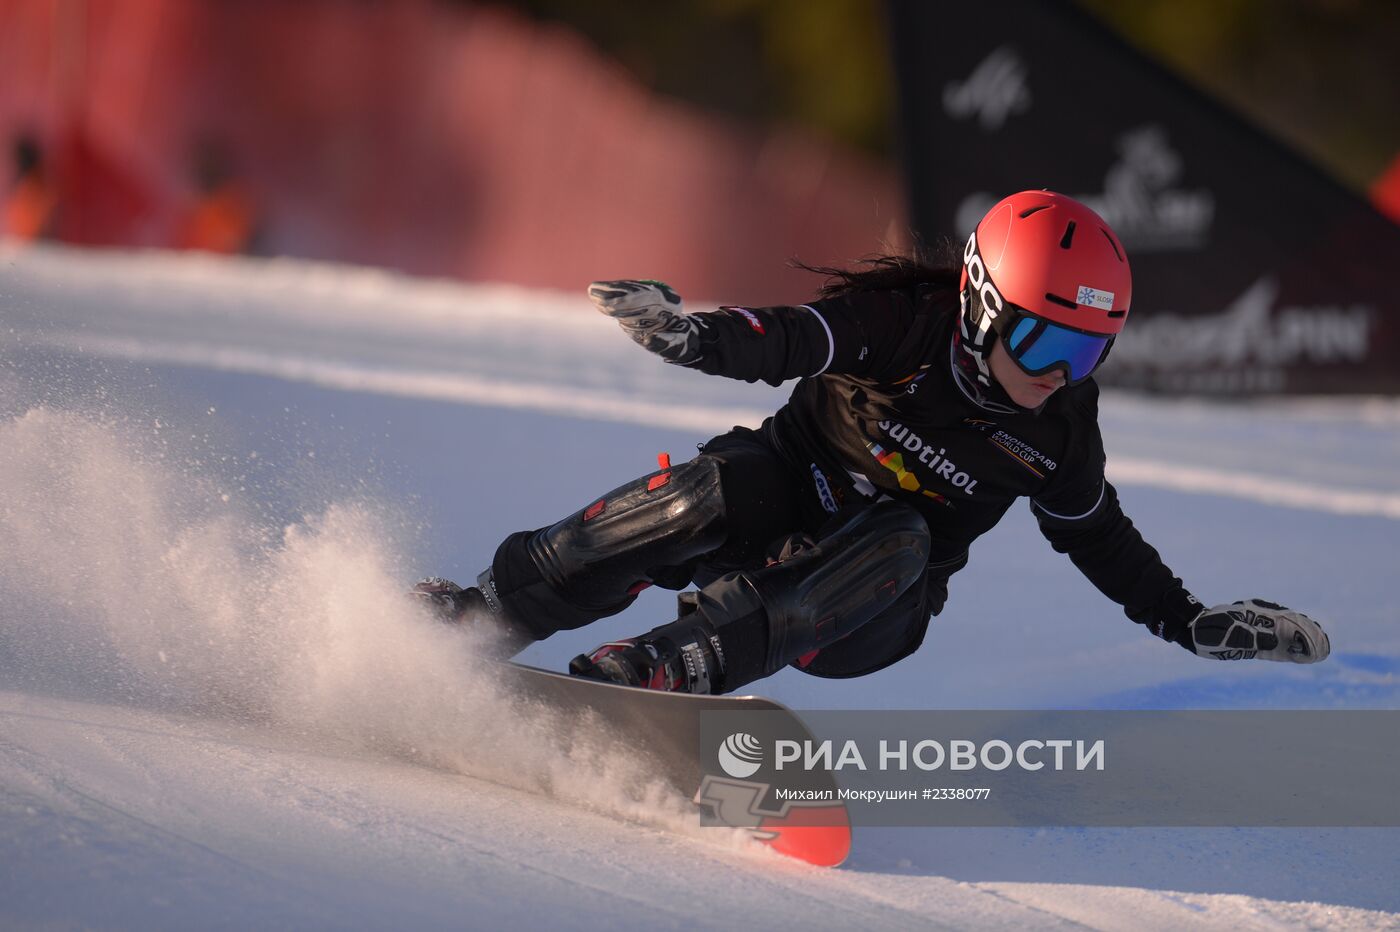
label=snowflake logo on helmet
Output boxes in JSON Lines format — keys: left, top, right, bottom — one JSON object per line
{"left": 1076, "top": 286, "right": 1115, "bottom": 311}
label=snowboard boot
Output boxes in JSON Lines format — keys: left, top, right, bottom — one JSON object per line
{"left": 409, "top": 575, "right": 532, "bottom": 658}
{"left": 410, "top": 576, "right": 492, "bottom": 623}
{"left": 569, "top": 593, "right": 726, "bottom": 693}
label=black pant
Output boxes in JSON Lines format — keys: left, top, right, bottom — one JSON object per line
{"left": 491, "top": 424, "right": 944, "bottom": 679}
{"left": 695, "top": 426, "right": 944, "bottom": 677}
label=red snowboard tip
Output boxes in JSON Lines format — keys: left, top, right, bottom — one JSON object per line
{"left": 756, "top": 805, "right": 851, "bottom": 868}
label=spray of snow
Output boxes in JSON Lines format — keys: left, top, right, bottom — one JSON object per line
{"left": 0, "top": 405, "right": 750, "bottom": 851}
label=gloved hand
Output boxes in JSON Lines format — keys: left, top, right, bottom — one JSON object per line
{"left": 1187, "top": 598, "right": 1330, "bottom": 663}
{"left": 588, "top": 279, "right": 702, "bottom": 365}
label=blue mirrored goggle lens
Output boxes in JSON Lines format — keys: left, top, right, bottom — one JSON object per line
{"left": 1007, "top": 316, "right": 1037, "bottom": 351}
{"left": 1009, "top": 319, "right": 1111, "bottom": 381}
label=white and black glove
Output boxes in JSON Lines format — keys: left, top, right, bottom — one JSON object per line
{"left": 588, "top": 279, "right": 702, "bottom": 366}
{"left": 1188, "top": 599, "right": 1331, "bottom": 663}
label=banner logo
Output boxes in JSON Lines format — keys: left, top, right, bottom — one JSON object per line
{"left": 943, "top": 46, "right": 1032, "bottom": 131}
{"left": 955, "top": 126, "right": 1215, "bottom": 252}
{"left": 1112, "top": 277, "right": 1374, "bottom": 370}
{"left": 1080, "top": 125, "right": 1215, "bottom": 251}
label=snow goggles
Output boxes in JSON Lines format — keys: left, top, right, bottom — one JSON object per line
{"left": 1002, "top": 311, "right": 1113, "bottom": 384}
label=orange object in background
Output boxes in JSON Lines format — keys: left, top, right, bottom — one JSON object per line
{"left": 1372, "top": 152, "right": 1400, "bottom": 226}
{"left": 177, "top": 183, "right": 256, "bottom": 254}
{"left": 3, "top": 173, "right": 56, "bottom": 239}
{"left": 176, "top": 139, "right": 257, "bottom": 254}
{"left": 4, "top": 135, "right": 57, "bottom": 240}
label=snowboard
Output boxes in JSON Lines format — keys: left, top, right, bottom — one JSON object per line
{"left": 490, "top": 660, "right": 851, "bottom": 868}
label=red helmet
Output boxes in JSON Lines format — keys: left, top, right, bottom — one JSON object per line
{"left": 958, "top": 190, "right": 1131, "bottom": 387}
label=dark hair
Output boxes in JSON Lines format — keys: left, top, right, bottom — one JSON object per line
{"left": 795, "top": 235, "right": 962, "bottom": 300}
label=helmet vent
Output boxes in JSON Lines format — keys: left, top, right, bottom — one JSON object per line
{"left": 1045, "top": 292, "right": 1078, "bottom": 310}
{"left": 1108, "top": 309, "right": 1127, "bottom": 318}
{"left": 1019, "top": 205, "right": 1051, "bottom": 218}
{"left": 1059, "top": 221, "right": 1077, "bottom": 249}
{"left": 1101, "top": 227, "right": 1124, "bottom": 260}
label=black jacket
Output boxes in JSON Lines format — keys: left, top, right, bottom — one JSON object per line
{"left": 686, "top": 284, "right": 1202, "bottom": 646}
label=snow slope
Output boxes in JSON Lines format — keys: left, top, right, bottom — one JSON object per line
{"left": 2, "top": 242, "right": 1398, "bottom": 929}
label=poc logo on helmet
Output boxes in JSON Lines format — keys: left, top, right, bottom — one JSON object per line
{"left": 717, "top": 732, "right": 764, "bottom": 778}
{"left": 962, "top": 231, "right": 1005, "bottom": 336}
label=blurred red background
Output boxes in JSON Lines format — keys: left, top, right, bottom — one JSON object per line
{"left": 0, "top": 0, "right": 903, "bottom": 304}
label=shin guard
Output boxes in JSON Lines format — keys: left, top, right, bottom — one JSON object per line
{"left": 489, "top": 456, "right": 729, "bottom": 638}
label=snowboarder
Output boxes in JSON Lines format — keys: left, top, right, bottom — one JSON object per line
{"left": 413, "top": 190, "right": 1330, "bottom": 694}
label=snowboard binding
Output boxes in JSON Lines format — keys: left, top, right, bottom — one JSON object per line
{"left": 570, "top": 593, "right": 726, "bottom": 694}
{"left": 409, "top": 575, "right": 534, "bottom": 658}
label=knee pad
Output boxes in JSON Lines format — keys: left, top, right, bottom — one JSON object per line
{"left": 681, "top": 501, "right": 930, "bottom": 690}
{"left": 749, "top": 501, "right": 930, "bottom": 675}
{"left": 525, "top": 455, "right": 728, "bottom": 612}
